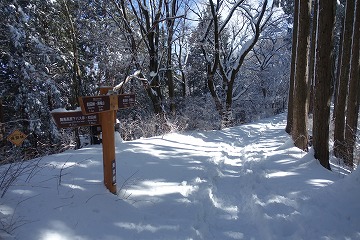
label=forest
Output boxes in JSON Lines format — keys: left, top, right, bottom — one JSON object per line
{"left": 0, "top": 0, "right": 359, "bottom": 171}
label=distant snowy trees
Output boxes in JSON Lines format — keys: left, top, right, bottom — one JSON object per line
{"left": 1, "top": 0, "right": 358, "bottom": 169}
{"left": 199, "top": 0, "right": 270, "bottom": 128}
{"left": 1, "top": 0, "right": 290, "bottom": 159}
{"left": 184, "top": 0, "right": 289, "bottom": 128}
{"left": 1, "top": 0, "right": 63, "bottom": 160}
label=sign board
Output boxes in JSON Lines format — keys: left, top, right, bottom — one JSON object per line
{"left": 79, "top": 94, "right": 135, "bottom": 114}
{"left": 7, "top": 129, "right": 27, "bottom": 146}
{"left": 79, "top": 95, "right": 111, "bottom": 114}
{"left": 118, "top": 94, "right": 136, "bottom": 109}
{"left": 51, "top": 111, "right": 99, "bottom": 128}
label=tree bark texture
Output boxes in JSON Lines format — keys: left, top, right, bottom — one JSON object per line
{"left": 203, "top": 0, "right": 224, "bottom": 120}
{"left": 62, "top": 0, "right": 82, "bottom": 149}
{"left": 333, "top": 0, "right": 355, "bottom": 158}
{"left": 285, "top": 0, "right": 299, "bottom": 134}
{"left": 344, "top": 0, "right": 360, "bottom": 167}
{"left": 292, "top": 0, "right": 311, "bottom": 151}
{"left": 126, "top": 0, "right": 165, "bottom": 115}
{"left": 165, "top": 0, "right": 177, "bottom": 114}
{"left": 307, "top": 0, "right": 318, "bottom": 115}
{"left": 313, "top": 0, "right": 336, "bottom": 170}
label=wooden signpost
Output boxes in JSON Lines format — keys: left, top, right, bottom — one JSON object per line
{"left": 51, "top": 111, "right": 100, "bottom": 128}
{"left": 79, "top": 94, "right": 135, "bottom": 114}
{"left": 51, "top": 87, "right": 135, "bottom": 194}
{"left": 118, "top": 94, "right": 136, "bottom": 109}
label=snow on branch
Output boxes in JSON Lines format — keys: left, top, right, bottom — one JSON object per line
{"left": 232, "top": 84, "right": 251, "bottom": 101}
{"left": 113, "top": 70, "right": 149, "bottom": 92}
{"left": 219, "top": 0, "right": 246, "bottom": 33}
{"left": 232, "top": 0, "right": 268, "bottom": 72}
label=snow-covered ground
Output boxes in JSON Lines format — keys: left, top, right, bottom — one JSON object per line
{"left": 1, "top": 113, "right": 359, "bottom": 240}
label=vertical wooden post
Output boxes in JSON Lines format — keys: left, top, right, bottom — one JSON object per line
{"left": 100, "top": 110, "right": 117, "bottom": 194}
{"left": 99, "top": 87, "right": 117, "bottom": 194}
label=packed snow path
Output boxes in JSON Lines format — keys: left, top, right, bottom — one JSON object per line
{"left": 1, "top": 114, "right": 359, "bottom": 240}
{"left": 116, "top": 114, "right": 358, "bottom": 240}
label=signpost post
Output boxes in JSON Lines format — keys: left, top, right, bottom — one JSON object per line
{"left": 51, "top": 86, "right": 135, "bottom": 194}
{"left": 97, "top": 87, "right": 117, "bottom": 194}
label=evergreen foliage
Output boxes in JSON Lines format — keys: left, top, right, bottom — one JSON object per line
{"left": 2, "top": 0, "right": 356, "bottom": 170}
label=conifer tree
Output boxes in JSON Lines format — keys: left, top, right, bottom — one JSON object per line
{"left": 291, "top": 0, "right": 311, "bottom": 151}
{"left": 333, "top": 0, "right": 355, "bottom": 159}
{"left": 313, "top": 0, "right": 336, "bottom": 170}
{"left": 344, "top": 0, "right": 360, "bottom": 167}
{"left": 285, "top": 0, "right": 298, "bottom": 134}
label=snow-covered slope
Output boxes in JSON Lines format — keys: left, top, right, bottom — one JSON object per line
{"left": 1, "top": 113, "right": 359, "bottom": 240}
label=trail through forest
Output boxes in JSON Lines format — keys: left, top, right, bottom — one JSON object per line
{"left": 1, "top": 114, "right": 359, "bottom": 240}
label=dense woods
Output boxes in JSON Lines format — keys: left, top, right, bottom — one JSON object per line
{"left": 287, "top": 0, "right": 359, "bottom": 170}
{"left": 0, "top": 0, "right": 359, "bottom": 170}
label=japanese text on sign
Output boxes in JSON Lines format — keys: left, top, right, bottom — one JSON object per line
{"left": 118, "top": 94, "right": 135, "bottom": 109}
{"left": 51, "top": 111, "right": 99, "bottom": 128}
{"left": 81, "top": 96, "right": 110, "bottom": 114}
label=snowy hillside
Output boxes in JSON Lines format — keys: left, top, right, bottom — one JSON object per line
{"left": 1, "top": 113, "right": 359, "bottom": 240}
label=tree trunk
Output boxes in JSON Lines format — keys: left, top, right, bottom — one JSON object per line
{"left": 292, "top": 0, "right": 311, "bottom": 151}
{"left": 308, "top": 0, "right": 318, "bottom": 115}
{"left": 165, "top": 0, "right": 176, "bottom": 114}
{"left": 344, "top": 0, "right": 360, "bottom": 167}
{"left": 120, "top": 0, "right": 164, "bottom": 115}
{"left": 313, "top": 0, "right": 336, "bottom": 170}
{"left": 148, "top": 30, "right": 164, "bottom": 114}
{"left": 223, "top": 80, "right": 235, "bottom": 128}
{"left": 62, "top": 0, "right": 82, "bottom": 149}
{"left": 285, "top": 0, "right": 299, "bottom": 134}
{"left": 220, "top": 0, "right": 267, "bottom": 128}
{"left": 207, "top": 69, "right": 224, "bottom": 115}
{"left": 333, "top": 0, "right": 355, "bottom": 158}
{"left": 203, "top": 0, "right": 224, "bottom": 120}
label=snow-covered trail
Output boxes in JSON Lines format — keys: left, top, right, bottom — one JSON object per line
{"left": 115, "top": 117, "right": 288, "bottom": 239}
{"left": 2, "top": 113, "right": 359, "bottom": 240}
{"left": 117, "top": 114, "right": 346, "bottom": 240}
{"left": 177, "top": 116, "right": 290, "bottom": 239}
